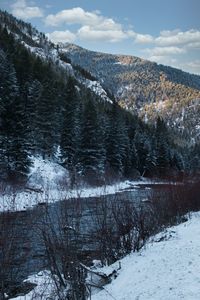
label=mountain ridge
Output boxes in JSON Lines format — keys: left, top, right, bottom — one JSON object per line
{"left": 60, "top": 42, "right": 200, "bottom": 144}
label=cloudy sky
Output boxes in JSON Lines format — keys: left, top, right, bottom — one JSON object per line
{"left": 1, "top": 0, "right": 200, "bottom": 74}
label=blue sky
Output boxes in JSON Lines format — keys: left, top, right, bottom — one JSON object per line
{"left": 1, "top": 0, "right": 200, "bottom": 74}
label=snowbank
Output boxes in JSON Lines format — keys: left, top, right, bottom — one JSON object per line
{"left": 28, "top": 156, "right": 69, "bottom": 189}
{"left": 93, "top": 212, "right": 200, "bottom": 300}
{"left": 11, "top": 271, "right": 60, "bottom": 300}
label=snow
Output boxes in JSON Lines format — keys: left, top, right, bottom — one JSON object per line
{"left": 21, "top": 42, "right": 48, "bottom": 61}
{"left": 58, "top": 60, "right": 74, "bottom": 74}
{"left": 93, "top": 212, "right": 200, "bottom": 300}
{"left": 0, "top": 156, "right": 182, "bottom": 213}
{"left": 82, "top": 79, "right": 113, "bottom": 104}
{"left": 11, "top": 271, "right": 62, "bottom": 300}
{"left": 28, "top": 156, "right": 69, "bottom": 189}
{"left": 21, "top": 41, "right": 74, "bottom": 74}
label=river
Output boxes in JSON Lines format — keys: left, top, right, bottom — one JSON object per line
{"left": 0, "top": 182, "right": 180, "bottom": 298}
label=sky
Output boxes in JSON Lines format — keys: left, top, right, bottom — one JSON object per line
{"left": 1, "top": 0, "right": 200, "bottom": 74}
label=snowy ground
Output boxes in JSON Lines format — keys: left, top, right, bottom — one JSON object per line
{"left": 92, "top": 212, "right": 200, "bottom": 300}
{"left": 11, "top": 271, "right": 64, "bottom": 300}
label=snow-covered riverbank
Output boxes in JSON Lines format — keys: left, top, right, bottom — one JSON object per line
{"left": 0, "top": 156, "right": 182, "bottom": 213}
{"left": 0, "top": 179, "right": 139, "bottom": 212}
{"left": 93, "top": 212, "right": 200, "bottom": 300}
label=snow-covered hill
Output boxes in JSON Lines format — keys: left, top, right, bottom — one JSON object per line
{"left": 93, "top": 212, "right": 200, "bottom": 300}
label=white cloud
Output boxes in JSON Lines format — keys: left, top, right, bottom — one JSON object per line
{"left": 45, "top": 7, "right": 120, "bottom": 29}
{"left": 148, "top": 55, "right": 178, "bottom": 65}
{"left": 159, "top": 29, "right": 181, "bottom": 37}
{"left": 134, "top": 33, "right": 154, "bottom": 44}
{"left": 184, "top": 60, "right": 200, "bottom": 74}
{"left": 46, "top": 30, "right": 76, "bottom": 43}
{"left": 11, "top": 0, "right": 43, "bottom": 20}
{"left": 144, "top": 46, "right": 186, "bottom": 57}
{"left": 126, "top": 31, "right": 153, "bottom": 44}
{"left": 45, "top": 7, "right": 132, "bottom": 43}
{"left": 185, "top": 42, "right": 200, "bottom": 49}
{"left": 77, "top": 26, "right": 127, "bottom": 42}
{"left": 44, "top": 7, "right": 157, "bottom": 44}
{"left": 139, "top": 29, "right": 200, "bottom": 73}
{"left": 155, "top": 29, "right": 200, "bottom": 47}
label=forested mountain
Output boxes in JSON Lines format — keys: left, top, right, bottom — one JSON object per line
{"left": 61, "top": 43, "right": 200, "bottom": 144}
{"left": 0, "top": 10, "right": 199, "bottom": 185}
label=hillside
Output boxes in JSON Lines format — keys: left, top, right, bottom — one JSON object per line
{"left": 61, "top": 43, "right": 200, "bottom": 143}
{"left": 93, "top": 213, "right": 200, "bottom": 300}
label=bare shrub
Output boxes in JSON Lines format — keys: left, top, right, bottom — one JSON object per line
{"left": 38, "top": 197, "right": 88, "bottom": 299}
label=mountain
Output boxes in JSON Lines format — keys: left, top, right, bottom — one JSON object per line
{"left": 0, "top": 10, "right": 200, "bottom": 184}
{"left": 0, "top": 10, "right": 113, "bottom": 104}
{"left": 60, "top": 43, "right": 200, "bottom": 144}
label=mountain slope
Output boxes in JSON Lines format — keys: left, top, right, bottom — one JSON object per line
{"left": 0, "top": 10, "right": 112, "bottom": 104}
{"left": 61, "top": 43, "right": 200, "bottom": 143}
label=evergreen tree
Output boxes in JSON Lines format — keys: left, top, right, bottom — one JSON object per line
{"left": 35, "top": 78, "right": 58, "bottom": 158}
{"left": 79, "top": 95, "right": 106, "bottom": 183}
{"left": 8, "top": 95, "right": 31, "bottom": 179}
{"left": 155, "top": 117, "right": 170, "bottom": 171}
{"left": 24, "top": 79, "right": 43, "bottom": 152}
{"left": 0, "top": 49, "right": 30, "bottom": 180}
{"left": 60, "top": 78, "right": 81, "bottom": 186}
{"left": 106, "top": 103, "right": 128, "bottom": 177}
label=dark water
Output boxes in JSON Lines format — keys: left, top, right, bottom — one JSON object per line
{"left": 0, "top": 183, "right": 173, "bottom": 295}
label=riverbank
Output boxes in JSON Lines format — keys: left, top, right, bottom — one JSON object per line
{"left": 0, "top": 177, "right": 183, "bottom": 213}
{"left": 11, "top": 212, "right": 200, "bottom": 300}
{"left": 93, "top": 212, "right": 200, "bottom": 300}
{"left": 0, "top": 156, "right": 185, "bottom": 213}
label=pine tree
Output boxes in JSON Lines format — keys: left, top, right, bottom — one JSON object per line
{"left": 8, "top": 95, "right": 31, "bottom": 180}
{"left": 79, "top": 95, "right": 106, "bottom": 184}
{"left": 135, "top": 131, "right": 149, "bottom": 175}
{"left": 24, "top": 79, "right": 43, "bottom": 152}
{"left": 0, "top": 49, "right": 30, "bottom": 181}
{"left": 34, "top": 78, "right": 58, "bottom": 159}
{"left": 106, "top": 103, "right": 128, "bottom": 177}
{"left": 155, "top": 117, "right": 170, "bottom": 171}
{"left": 60, "top": 78, "right": 81, "bottom": 186}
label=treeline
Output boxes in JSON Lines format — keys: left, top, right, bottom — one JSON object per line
{"left": 0, "top": 24, "right": 196, "bottom": 185}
